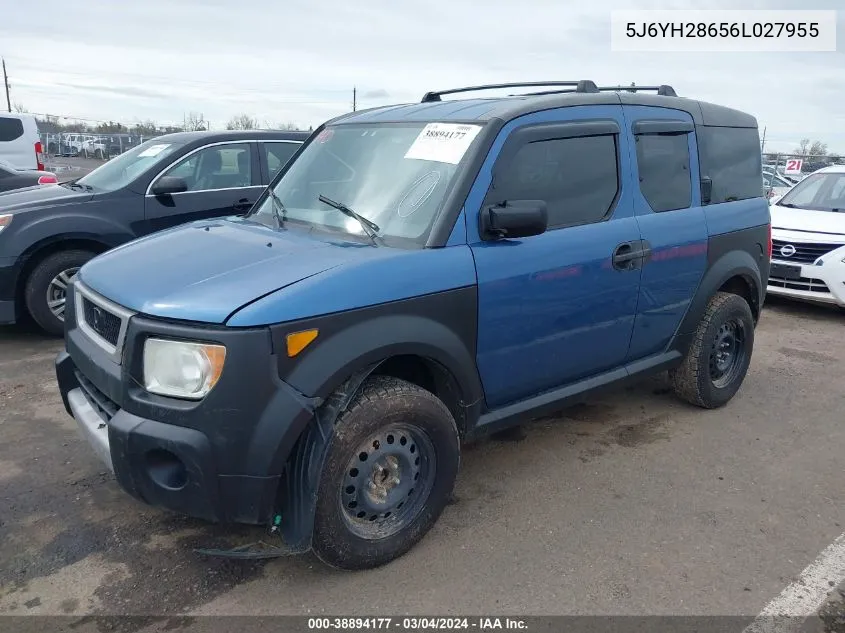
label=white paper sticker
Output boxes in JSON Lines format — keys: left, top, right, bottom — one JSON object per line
{"left": 404, "top": 123, "right": 482, "bottom": 165}
{"left": 138, "top": 143, "right": 171, "bottom": 157}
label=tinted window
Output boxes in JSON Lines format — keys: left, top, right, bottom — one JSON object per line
{"left": 635, "top": 133, "right": 692, "bottom": 212}
{"left": 263, "top": 142, "right": 299, "bottom": 180}
{"left": 700, "top": 126, "right": 763, "bottom": 203}
{"left": 159, "top": 143, "right": 253, "bottom": 192}
{"left": 0, "top": 117, "right": 25, "bottom": 142}
{"left": 488, "top": 135, "right": 619, "bottom": 229}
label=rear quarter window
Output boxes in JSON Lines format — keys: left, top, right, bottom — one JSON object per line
{"left": 699, "top": 126, "right": 763, "bottom": 203}
{"left": 0, "top": 117, "right": 25, "bottom": 142}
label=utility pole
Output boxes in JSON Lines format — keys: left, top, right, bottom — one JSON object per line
{"left": 352, "top": 86, "right": 357, "bottom": 112}
{"left": 2, "top": 58, "right": 11, "bottom": 113}
{"left": 760, "top": 126, "right": 767, "bottom": 153}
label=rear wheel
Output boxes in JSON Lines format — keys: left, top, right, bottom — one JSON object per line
{"left": 312, "top": 376, "right": 460, "bottom": 570}
{"left": 670, "top": 291, "right": 755, "bottom": 408}
{"left": 24, "top": 250, "right": 95, "bottom": 336}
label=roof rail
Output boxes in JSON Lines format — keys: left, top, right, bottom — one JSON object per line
{"left": 421, "top": 80, "right": 600, "bottom": 103}
{"left": 597, "top": 84, "right": 678, "bottom": 97}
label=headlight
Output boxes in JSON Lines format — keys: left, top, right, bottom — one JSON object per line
{"left": 0, "top": 214, "right": 13, "bottom": 233}
{"left": 143, "top": 338, "right": 226, "bottom": 400}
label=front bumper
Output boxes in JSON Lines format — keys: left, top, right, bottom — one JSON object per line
{"left": 767, "top": 257, "right": 845, "bottom": 307}
{"left": 0, "top": 256, "right": 19, "bottom": 324}
{"left": 56, "top": 282, "right": 317, "bottom": 525}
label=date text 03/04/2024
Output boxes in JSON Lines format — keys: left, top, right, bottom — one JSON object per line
{"left": 307, "top": 617, "right": 528, "bottom": 630}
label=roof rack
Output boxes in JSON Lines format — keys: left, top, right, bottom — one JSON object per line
{"left": 597, "top": 84, "right": 678, "bottom": 97}
{"left": 420, "top": 81, "right": 678, "bottom": 102}
{"left": 421, "top": 81, "right": 600, "bottom": 102}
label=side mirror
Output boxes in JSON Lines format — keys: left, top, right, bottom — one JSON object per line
{"left": 480, "top": 200, "right": 548, "bottom": 240}
{"left": 151, "top": 176, "right": 188, "bottom": 196}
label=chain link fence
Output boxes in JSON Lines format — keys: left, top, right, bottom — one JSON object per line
{"left": 39, "top": 132, "right": 159, "bottom": 160}
{"left": 761, "top": 152, "right": 843, "bottom": 199}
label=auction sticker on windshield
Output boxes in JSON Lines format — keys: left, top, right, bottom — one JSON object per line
{"left": 404, "top": 123, "right": 482, "bottom": 164}
{"left": 138, "top": 144, "right": 171, "bottom": 157}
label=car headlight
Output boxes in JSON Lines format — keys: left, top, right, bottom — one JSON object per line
{"left": 0, "top": 214, "right": 13, "bottom": 234}
{"left": 143, "top": 338, "right": 226, "bottom": 400}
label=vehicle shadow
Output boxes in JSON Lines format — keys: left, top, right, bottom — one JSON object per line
{"left": 762, "top": 294, "right": 843, "bottom": 323}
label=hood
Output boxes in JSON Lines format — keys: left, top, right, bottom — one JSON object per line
{"left": 78, "top": 218, "right": 386, "bottom": 323}
{"left": 770, "top": 204, "right": 845, "bottom": 240}
{"left": 0, "top": 182, "right": 93, "bottom": 211}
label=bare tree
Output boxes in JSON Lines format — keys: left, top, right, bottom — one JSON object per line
{"left": 12, "top": 101, "right": 28, "bottom": 113}
{"left": 183, "top": 111, "right": 207, "bottom": 131}
{"left": 808, "top": 140, "right": 828, "bottom": 157}
{"left": 226, "top": 114, "right": 258, "bottom": 130}
{"left": 795, "top": 138, "right": 810, "bottom": 157}
{"left": 274, "top": 121, "right": 300, "bottom": 131}
{"left": 133, "top": 120, "right": 161, "bottom": 136}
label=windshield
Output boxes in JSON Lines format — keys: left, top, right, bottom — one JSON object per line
{"left": 777, "top": 172, "right": 845, "bottom": 211}
{"left": 76, "top": 139, "right": 184, "bottom": 192}
{"left": 250, "top": 122, "right": 484, "bottom": 246}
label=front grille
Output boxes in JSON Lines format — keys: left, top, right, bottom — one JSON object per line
{"left": 772, "top": 239, "right": 842, "bottom": 265}
{"left": 768, "top": 275, "right": 831, "bottom": 294}
{"left": 81, "top": 297, "right": 121, "bottom": 345}
{"left": 74, "top": 370, "right": 119, "bottom": 421}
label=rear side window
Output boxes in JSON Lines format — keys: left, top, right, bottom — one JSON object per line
{"left": 700, "top": 126, "right": 763, "bottom": 203}
{"left": 262, "top": 142, "right": 300, "bottom": 180}
{"left": 635, "top": 133, "right": 692, "bottom": 212}
{"left": 488, "top": 135, "right": 619, "bottom": 229}
{"left": 0, "top": 118, "right": 25, "bottom": 142}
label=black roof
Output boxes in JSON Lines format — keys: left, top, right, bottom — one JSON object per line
{"left": 327, "top": 83, "right": 757, "bottom": 129}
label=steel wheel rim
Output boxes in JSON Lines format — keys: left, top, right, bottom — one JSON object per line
{"left": 339, "top": 423, "right": 436, "bottom": 540}
{"left": 46, "top": 267, "right": 79, "bottom": 322}
{"left": 709, "top": 319, "right": 746, "bottom": 388}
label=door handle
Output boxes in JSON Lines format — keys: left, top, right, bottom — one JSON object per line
{"left": 612, "top": 241, "right": 645, "bottom": 271}
{"left": 232, "top": 198, "right": 253, "bottom": 212}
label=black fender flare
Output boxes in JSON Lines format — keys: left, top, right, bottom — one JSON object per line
{"left": 281, "top": 311, "right": 485, "bottom": 411}
{"left": 278, "top": 366, "right": 377, "bottom": 552}
{"left": 672, "top": 248, "right": 763, "bottom": 354}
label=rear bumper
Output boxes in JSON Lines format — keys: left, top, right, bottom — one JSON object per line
{"left": 55, "top": 283, "right": 318, "bottom": 525}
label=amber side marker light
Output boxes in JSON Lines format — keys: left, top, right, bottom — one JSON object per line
{"left": 286, "top": 329, "right": 319, "bottom": 357}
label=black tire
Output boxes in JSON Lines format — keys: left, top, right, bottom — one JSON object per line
{"left": 670, "top": 291, "right": 755, "bottom": 409}
{"left": 24, "top": 250, "right": 95, "bottom": 336}
{"left": 312, "top": 376, "right": 460, "bottom": 570}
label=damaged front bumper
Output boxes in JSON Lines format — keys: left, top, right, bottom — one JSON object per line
{"left": 55, "top": 282, "right": 319, "bottom": 525}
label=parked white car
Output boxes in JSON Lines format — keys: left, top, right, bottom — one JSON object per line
{"left": 768, "top": 164, "right": 845, "bottom": 308}
{"left": 0, "top": 112, "right": 44, "bottom": 170}
{"left": 763, "top": 169, "right": 794, "bottom": 200}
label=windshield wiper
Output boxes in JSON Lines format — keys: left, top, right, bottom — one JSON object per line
{"left": 318, "top": 194, "right": 380, "bottom": 242}
{"left": 778, "top": 202, "right": 798, "bottom": 208}
{"left": 61, "top": 180, "right": 92, "bottom": 192}
{"left": 266, "top": 189, "right": 287, "bottom": 228}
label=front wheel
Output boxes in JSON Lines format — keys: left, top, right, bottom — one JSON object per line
{"left": 670, "top": 291, "right": 755, "bottom": 408}
{"left": 24, "top": 250, "right": 96, "bottom": 336}
{"left": 312, "top": 376, "right": 460, "bottom": 570}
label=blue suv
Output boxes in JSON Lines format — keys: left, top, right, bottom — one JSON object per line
{"left": 55, "top": 81, "right": 771, "bottom": 569}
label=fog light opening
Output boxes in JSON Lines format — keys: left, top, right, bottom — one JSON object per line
{"left": 145, "top": 449, "right": 188, "bottom": 490}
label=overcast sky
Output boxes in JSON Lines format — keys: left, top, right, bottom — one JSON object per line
{"left": 0, "top": 0, "right": 842, "bottom": 153}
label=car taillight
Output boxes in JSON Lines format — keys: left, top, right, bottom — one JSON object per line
{"left": 35, "top": 141, "right": 45, "bottom": 171}
{"left": 767, "top": 223, "right": 773, "bottom": 259}
{"left": 37, "top": 174, "right": 58, "bottom": 185}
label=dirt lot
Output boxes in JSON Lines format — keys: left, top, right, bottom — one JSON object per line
{"left": 0, "top": 296, "right": 843, "bottom": 629}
